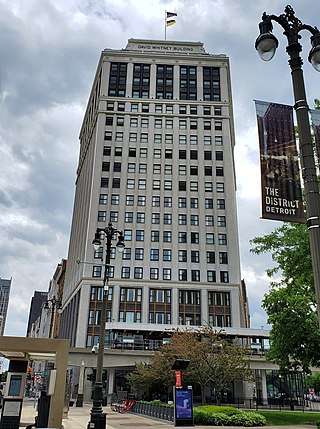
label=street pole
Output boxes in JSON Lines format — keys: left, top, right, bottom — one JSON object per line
{"left": 255, "top": 5, "right": 320, "bottom": 324}
{"left": 88, "top": 223, "right": 124, "bottom": 429}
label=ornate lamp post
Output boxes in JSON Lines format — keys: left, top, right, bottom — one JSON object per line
{"left": 44, "top": 295, "right": 62, "bottom": 338}
{"left": 255, "top": 5, "right": 320, "bottom": 323}
{"left": 88, "top": 222, "right": 124, "bottom": 429}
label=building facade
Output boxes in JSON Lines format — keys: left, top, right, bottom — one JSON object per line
{"left": 0, "top": 277, "right": 12, "bottom": 335}
{"left": 60, "top": 39, "right": 248, "bottom": 395}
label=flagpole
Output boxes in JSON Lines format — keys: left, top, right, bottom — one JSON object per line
{"left": 165, "top": 10, "right": 167, "bottom": 40}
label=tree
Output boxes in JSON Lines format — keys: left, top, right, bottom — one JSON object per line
{"left": 127, "top": 327, "right": 252, "bottom": 404}
{"left": 305, "top": 372, "right": 320, "bottom": 394}
{"left": 250, "top": 222, "right": 320, "bottom": 372}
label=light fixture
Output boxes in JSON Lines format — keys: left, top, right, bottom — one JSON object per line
{"left": 92, "top": 231, "right": 102, "bottom": 251}
{"left": 309, "top": 33, "right": 320, "bottom": 71}
{"left": 255, "top": 21, "right": 278, "bottom": 61}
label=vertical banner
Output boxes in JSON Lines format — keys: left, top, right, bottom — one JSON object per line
{"left": 310, "top": 109, "right": 320, "bottom": 171}
{"left": 255, "top": 100, "right": 304, "bottom": 223}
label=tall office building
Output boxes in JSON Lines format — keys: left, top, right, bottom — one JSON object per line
{"left": 0, "top": 277, "right": 12, "bottom": 335}
{"left": 60, "top": 38, "right": 247, "bottom": 358}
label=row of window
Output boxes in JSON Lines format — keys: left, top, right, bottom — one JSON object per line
{"left": 106, "top": 101, "right": 222, "bottom": 116}
{"left": 106, "top": 116, "right": 223, "bottom": 131}
{"left": 104, "top": 132, "right": 223, "bottom": 145}
{"left": 101, "top": 177, "right": 224, "bottom": 191}
{"left": 99, "top": 195, "right": 227, "bottom": 213}
{"left": 98, "top": 210, "right": 225, "bottom": 225}
{"left": 92, "top": 265, "right": 229, "bottom": 282}
{"left": 96, "top": 248, "right": 228, "bottom": 264}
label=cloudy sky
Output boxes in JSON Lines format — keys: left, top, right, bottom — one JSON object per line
{"left": 0, "top": 0, "right": 319, "bottom": 336}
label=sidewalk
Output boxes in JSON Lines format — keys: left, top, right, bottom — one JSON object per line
{"left": 19, "top": 399, "right": 317, "bottom": 429}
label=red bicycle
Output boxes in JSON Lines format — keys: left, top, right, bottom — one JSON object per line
{"left": 111, "top": 398, "right": 135, "bottom": 413}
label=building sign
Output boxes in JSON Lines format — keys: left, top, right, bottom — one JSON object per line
{"left": 125, "top": 39, "right": 206, "bottom": 54}
{"left": 255, "top": 100, "right": 304, "bottom": 223}
{"left": 310, "top": 109, "right": 320, "bottom": 171}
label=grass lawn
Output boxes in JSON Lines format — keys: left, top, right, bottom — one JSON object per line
{"left": 249, "top": 409, "right": 320, "bottom": 426}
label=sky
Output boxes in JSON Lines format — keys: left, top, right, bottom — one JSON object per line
{"left": 0, "top": 0, "right": 319, "bottom": 337}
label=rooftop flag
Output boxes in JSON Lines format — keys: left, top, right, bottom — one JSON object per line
{"left": 165, "top": 11, "right": 177, "bottom": 39}
{"left": 167, "top": 12, "right": 177, "bottom": 18}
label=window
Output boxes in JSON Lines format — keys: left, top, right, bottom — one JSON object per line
{"left": 217, "top": 199, "right": 225, "bottom": 209}
{"left": 207, "top": 270, "right": 216, "bottom": 282}
{"left": 150, "top": 268, "right": 159, "bottom": 279}
{"left": 134, "top": 247, "right": 143, "bottom": 261}
{"left": 103, "top": 146, "right": 111, "bottom": 156}
{"left": 190, "top": 166, "right": 198, "bottom": 175}
{"left": 114, "top": 147, "right": 122, "bottom": 156}
{"left": 164, "top": 180, "right": 172, "bottom": 190}
{"left": 126, "top": 195, "right": 134, "bottom": 206}
{"left": 179, "top": 269, "right": 187, "bottom": 281}
{"left": 204, "top": 136, "right": 212, "bottom": 145}
{"left": 99, "top": 194, "right": 108, "bottom": 205}
{"left": 219, "top": 252, "right": 228, "bottom": 264}
{"left": 127, "top": 163, "right": 135, "bottom": 173}
{"left": 141, "top": 133, "right": 148, "bottom": 143}
{"left": 116, "top": 132, "right": 123, "bottom": 141}
{"left": 205, "top": 215, "right": 214, "bottom": 226}
{"left": 154, "top": 149, "right": 161, "bottom": 159}
{"left": 102, "top": 162, "right": 110, "bottom": 172}
{"left": 179, "top": 150, "right": 186, "bottom": 159}
{"left": 217, "top": 182, "right": 225, "bottom": 193}
{"left": 204, "top": 120, "right": 211, "bottom": 130}
{"left": 117, "top": 117, "right": 124, "bottom": 126}
{"left": 191, "top": 232, "right": 199, "bottom": 244}
{"left": 101, "top": 178, "right": 109, "bottom": 188}
{"left": 179, "top": 181, "right": 186, "bottom": 192}
{"left": 164, "top": 165, "right": 172, "bottom": 175}
{"left": 141, "top": 118, "right": 149, "bottom": 128}
{"left": 111, "top": 194, "right": 119, "bottom": 205}
{"left": 152, "top": 196, "right": 160, "bottom": 207}
{"left": 153, "top": 180, "right": 161, "bottom": 190}
{"left": 190, "top": 135, "right": 198, "bottom": 145}
{"left": 214, "top": 107, "right": 222, "bottom": 115}
{"left": 179, "top": 232, "right": 187, "bottom": 243}
{"left": 163, "top": 214, "right": 172, "bottom": 224}
{"left": 179, "top": 197, "right": 187, "bottom": 208}
{"left": 163, "top": 231, "right": 172, "bottom": 242}
{"left": 204, "top": 151, "right": 212, "bottom": 160}
{"left": 190, "top": 120, "right": 197, "bottom": 129}
{"left": 127, "top": 179, "right": 135, "bottom": 189}
{"left": 122, "top": 248, "right": 131, "bottom": 260}
{"left": 191, "top": 250, "right": 199, "bottom": 263}
{"left": 179, "top": 135, "right": 187, "bottom": 145}
{"left": 190, "top": 198, "right": 198, "bottom": 208}
{"left": 166, "top": 119, "right": 173, "bottom": 129}
{"left": 134, "top": 267, "right": 143, "bottom": 279}
{"left": 110, "top": 211, "right": 118, "bottom": 222}
{"left": 130, "top": 117, "right": 138, "bottom": 127}
{"left": 216, "top": 151, "right": 223, "bottom": 161}
{"left": 216, "top": 167, "right": 224, "bottom": 176}
{"left": 154, "top": 134, "right": 162, "bottom": 144}
{"left": 138, "top": 196, "right": 146, "bottom": 206}
{"left": 165, "top": 149, "right": 172, "bottom": 159}
{"left": 92, "top": 266, "right": 102, "bottom": 277}
{"left": 164, "top": 197, "right": 172, "bottom": 207}
{"left": 153, "top": 164, "right": 161, "bottom": 174}
{"left": 128, "top": 148, "right": 136, "bottom": 157}
{"left": 179, "top": 214, "right": 187, "bottom": 225}
{"left": 131, "top": 103, "right": 138, "bottom": 112}
{"left": 205, "top": 182, "right": 213, "bottom": 192}
{"left": 104, "top": 131, "right": 112, "bottom": 141}
{"left": 179, "top": 120, "right": 187, "bottom": 129}
{"left": 215, "top": 121, "right": 222, "bottom": 130}
{"left": 155, "top": 104, "right": 163, "bottom": 113}
{"left": 179, "top": 165, "right": 186, "bottom": 175}
{"left": 205, "top": 166, "right": 212, "bottom": 176}
{"left": 163, "top": 249, "right": 171, "bottom": 261}
{"left": 215, "top": 136, "right": 223, "bottom": 146}
{"left": 205, "top": 198, "right": 213, "bottom": 209}
{"left": 190, "top": 150, "right": 198, "bottom": 160}
{"left": 155, "top": 118, "right": 162, "bottom": 128}
{"left": 151, "top": 231, "right": 159, "bottom": 242}
{"left": 112, "top": 178, "right": 120, "bottom": 188}
{"left": 94, "top": 247, "right": 103, "bottom": 259}
{"left": 107, "top": 102, "right": 114, "bottom": 111}
{"left": 217, "top": 216, "right": 226, "bottom": 227}
{"left": 218, "top": 233, "right": 227, "bottom": 245}
{"left": 124, "top": 230, "right": 132, "bottom": 241}
{"left": 190, "top": 215, "right": 199, "bottom": 225}
{"left": 163, "top": 268, "right": 171, "bottom": 280}
{"left": 207, "top": 251, "right": 215, "bottom": 263}
{"left": 190, "top": 182, "right": 198, "bottom": 191}
{"left": 206, "top": 233, "right": 214, "bottom": 244}
{"left": 179, "top": 105, "right": 187, "bottom": 114}
{"left": 139, "top": 164, "right": 147, "bottom": 174}
{"left": 150, "top": 249, "right": 159, "bottom": 261}
{"left": 121, "top": 267, "right": 130, "bottom": 278}
{"left": 220, "top": 271, "right": 229, "bottom": 283}
{"left": 138, "top": 179, "right": 146, "bottom": 189}
{"left": 140, "top": 148, "right": 148, "bottom": 158}
{"left": 191, "top": 270, "right": 200, "bottom": 281}
{"left": 136, "top": 230, "right": 144, "bottom": 241}
{"left": 179, "top": 250, "right": 187, "bottom": 262}
{"left": 137, "top": 212, "right": 145, "bottom": 223}
{"left": 152, "top": 213, "right": 160, "bottom": 224}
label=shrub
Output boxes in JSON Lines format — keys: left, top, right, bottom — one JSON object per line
{"left": 193, "top": 407, "right": 267, "bottom": 426}
{"left": 197, "top": 405, "right": 241, "bottom": 416}
{"left": 229, "top": 411, "right": 267, "bottom": 427}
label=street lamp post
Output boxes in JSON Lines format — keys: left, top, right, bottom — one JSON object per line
{"left": 255, "top": 5, "right": 320, "bottom": 324}
{"left": 88, "top": 222, "right": 124, "bottom": 429}
{"left": 44, "top": 295, "right": 62, "bottom": 339}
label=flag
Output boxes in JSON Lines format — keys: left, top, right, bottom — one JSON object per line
{"left": 255, "top": 100, "right": 304, "bottom": 223}
{"left": 166, "top": 11, "right": 177, "bottom": 27}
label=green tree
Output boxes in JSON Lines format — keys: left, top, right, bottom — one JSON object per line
{"left": 127, "top": 327, "right": 252, "bottom": 404}
{"left": 250, "top": 222, "right": 320, "bottom": 372}
{"left": 305, "top": 372, "right": 320, "bottom": 394}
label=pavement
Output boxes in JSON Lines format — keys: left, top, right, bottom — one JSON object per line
{"left": 19, "top": 399, "right": 317, "bottom": 429}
